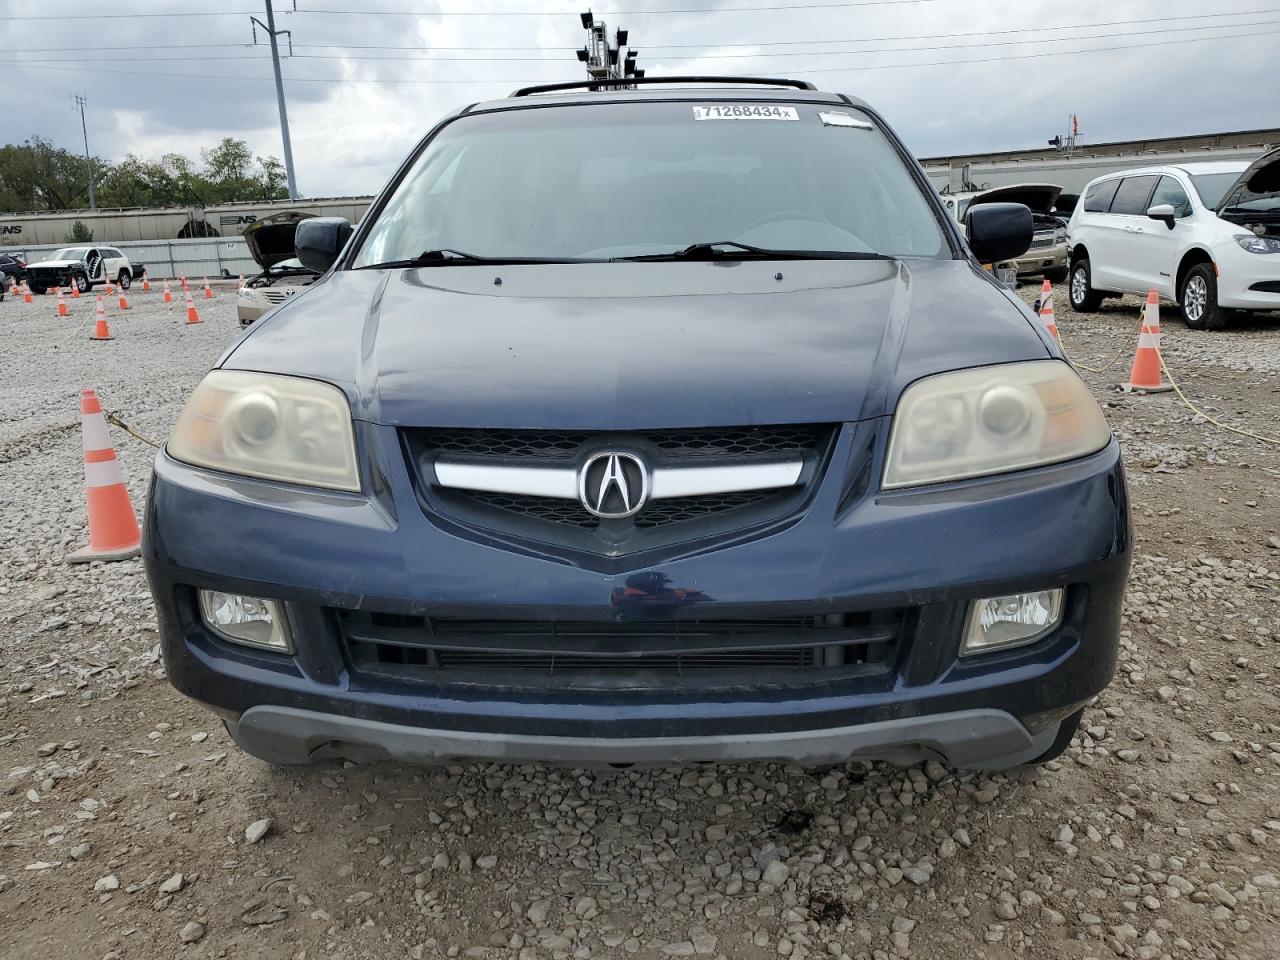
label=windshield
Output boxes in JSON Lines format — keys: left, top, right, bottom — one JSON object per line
{"left": 51, "top": 247, "right": 88, "bottom": 261}
{"left": 1189, "top": 171, "right": 1246, "bottom": 210}
{"left": 353, "top": 100, "right": 946, "bottom": 265}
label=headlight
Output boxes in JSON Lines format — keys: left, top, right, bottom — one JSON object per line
{"left": 1054, "top": 227, "right": 1066, "bottom": 244}
{"left": 1234, "top": 234, "right": 1280, "bottom": 254}
{"left": 168, "top": 370, "right": 360, "bottom": 491}
{"left": 883, "top": 361, "right": 1111, "bottom": 488}
{"left": 238, "top": 286, "right": 258, "bottom": 300}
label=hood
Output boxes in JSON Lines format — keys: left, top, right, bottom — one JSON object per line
{"left": 222, "top": 259, "right": 1051, "bottom": 429}
{"left": 969, "top": 183, "right": 1064, "bottom": 214}
{"left": 1213, "top": 146, "right": 1280, "bottom": 212}
{"left": 242, "top": 212, "right": 314, "bottom": 269}
{"left": 26, "top": 259, "right": 81, "bottom": 270}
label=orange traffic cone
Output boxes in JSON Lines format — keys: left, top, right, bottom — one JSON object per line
{"left": 142, "top": 274, "right": 151, "bottom": 292}
{"left": 1038, "top": 279, "right": 1059, "bottom": 342}
{"left": 105, "top": 279, "right": 114, "bottom": 296}
{"left": 67, "top": 389, "right": 141, "bottom": 563}
{"left": 71, "top": 281, "right": 80, "bottom": 299}
{"left": 202, "top": 277, "right": 214, "bottom": 299}
{"left": 23, "top": 282, "right": 33, "bottom": 304}
{"left": 237, "top": 273, "right": 244, "bottom": 289}
{"left": 180, "top": 275, "right": 189, "bottom": 293}
{"left": 118, "top": 286, "right": 130, "bottom": 310}
{"left": 1122, "top": 290, "right": 1173, "bottom": 394}
{"left": 91, "top": 296, "right": 112, "bottom": 341}
{"left": 185, "top": 289, "right": 201, "bottom": 325}
{"left": 163, "top": 278, "right": 173, "bottom": 304}
{"left": 57, "top": 287, "right": 69, "bottom": 317}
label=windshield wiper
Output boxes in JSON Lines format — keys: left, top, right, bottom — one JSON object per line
{"left": 613, "top": 241, "right": 896, "bottom": 262}
{"left": 356, "top": 248, "right": 605, "bottom": 269}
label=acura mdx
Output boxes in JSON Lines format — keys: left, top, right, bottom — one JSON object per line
{"left": 144, "top": 78, "right": 1131, "bottom": 770}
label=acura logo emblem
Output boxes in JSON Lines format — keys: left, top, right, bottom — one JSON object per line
{"left": 579, "top": 452, "right": 649, "bottom": 519}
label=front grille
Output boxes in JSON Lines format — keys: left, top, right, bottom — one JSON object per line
{"left": 1029, "top": 234, "right": 1055, "bottom": 249}
{"left": 415, "top": 426, "right": 826, "bottom": 461}
{"left": 1249, "top": 280, "right": 1280, "bottom": 294}
{"left": 463, "top": 490, "right": 600, "bottom": 528}
{"left": 340, "top": 608, "right": 904, "bottom": 689}
{"left": 261, "top": 289, "right": 294, "bottom": 304}
{"left": 406, "top": 424, "right": 835, "bottom": 551}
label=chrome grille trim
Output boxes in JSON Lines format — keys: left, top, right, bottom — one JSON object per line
{"left": 434, "top": 457, "right": 804, "bottom": 501}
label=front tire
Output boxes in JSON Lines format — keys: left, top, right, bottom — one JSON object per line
{"left": 1180, "top": 263, "right": 1227, "bottom": 331}
{"left": 28, "top": 282, "right": 47, "bottom": 295}
{"left": 117, "top": 269, "right": 131, "bottom": 290}
{"left": 1044, "top": 265, "right": 1069, "bottom": 284}
{"left": 1069, "top": 258, "right": 1104, "bottom": 312}
{"left": 72, "top": 272, "right": 89, "bottom": 293}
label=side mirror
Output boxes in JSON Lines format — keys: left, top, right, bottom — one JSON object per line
{"left": 964, "top": 202, "right": 1033, "bottom": 265}
{"left": 295, "top": 217, "right": 353, "bottom": 274}
{"left": 1146, "top": 203, "right": 1177, "bottom": 229}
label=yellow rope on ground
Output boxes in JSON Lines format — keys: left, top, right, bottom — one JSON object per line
{"left": 1152, "top": 348, "right": 1279, "bottom": 445}
{"left": 1058, "top": 304, "right": 1277, "bottom": 446}
{"left": 104, "top": 410, "right": 162, "bottom": 449}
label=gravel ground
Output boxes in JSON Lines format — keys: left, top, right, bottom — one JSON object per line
{"left": 1, "top": 281, "right": 1278, "bottom": 960}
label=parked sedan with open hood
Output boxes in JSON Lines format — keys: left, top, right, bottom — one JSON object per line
{"left": 236, "top": 212, "right": 320, "bottom": 326}
{"left": 145, "top": 77, "right": 1129, "bottom": 772}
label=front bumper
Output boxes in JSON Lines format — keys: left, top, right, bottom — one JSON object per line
{"left": 143, "top": 426, "right": 1131, "bottom": 769}
{"left": 1212, "top": 242, "right": 1280, "bottom": 310}
{"left": 1014, "top": 241, "right": 1067, "bottom": 277}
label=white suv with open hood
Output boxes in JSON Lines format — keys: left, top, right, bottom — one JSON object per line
{"left": 236, "top": 212, "right": 320, "bottom": 326}
{"left": 941, "top": 183, "right": 1068, "bottom": 283}
{"left": 1066, "top": 148, "right": 1280, "bottom": 329}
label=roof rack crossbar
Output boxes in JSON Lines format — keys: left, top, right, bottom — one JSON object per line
{"left": 510, "top": 75, "right": 817, "bottom": 98}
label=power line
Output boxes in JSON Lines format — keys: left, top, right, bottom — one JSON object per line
{"left": 294, "top": 0, "right": 958, "bottom": 13}
{"left": 6, "top": 18, "right": 1280, "bottom": 65}
{"left": 11, "top": 26, "right": 1279, "bottom": 84}
{"left": 6, "top": 9, "right": 254, "bottom": 19}
{"left": 4, "top": 8, "right": 1277, "bottom": 53}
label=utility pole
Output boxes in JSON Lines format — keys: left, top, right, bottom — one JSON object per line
{"left": 251, "top": 0, "right": 299, "bottom": 199}
{"left": 73, "top": 94, "right": 95, "bottom": 209}
{"left": 577, "top": 11, "right": 641, "bottom": 88}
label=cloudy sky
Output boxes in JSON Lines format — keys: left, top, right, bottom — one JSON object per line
{"left": 7, "top": 0, "right": 1278, "bottom": 198}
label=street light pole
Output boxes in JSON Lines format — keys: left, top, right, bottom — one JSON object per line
{"left": 74, "top": 94, "right": 95, "bottom": 209}
{"left": 251, "top": 1, "right": 300, "bottom": 199}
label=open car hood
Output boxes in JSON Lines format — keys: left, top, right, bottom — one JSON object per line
{"left": 1214, "top": 146, "right": 1280, "bottom": 212}
{"left": 242, "top": 211, "right": 314, "bottom": 269}
{"left": 969, "top": 183, "right": 1063, "bottom": 214}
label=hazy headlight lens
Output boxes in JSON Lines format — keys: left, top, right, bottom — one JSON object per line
{"left": 199, "top": 590, "right": 291, "bottom": 651}
{"left": 962, "top": 589, "right": 1064, "bottom": 655}
{"left": 238, "top": 286, "right": 258, "bottom": 300}
{"left": 883, "top": 361, "right": 1111, "bottom": 488}
{"left": 168, "top": 370, "right": 359, "bottom": 491}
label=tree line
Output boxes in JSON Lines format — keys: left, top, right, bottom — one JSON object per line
{"left": 0, "top": 136, "right": 289, "bottom": 213}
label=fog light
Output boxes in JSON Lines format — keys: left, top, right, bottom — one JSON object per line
{"left": 198, "top": 590, "right": 291, "bottom": 652}
{"left": 962, "top": 589, "right": 1064, "bottom": 656}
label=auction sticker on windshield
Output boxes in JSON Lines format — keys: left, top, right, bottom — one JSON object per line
{"left": 693, "top": 105, "right": 799, "bottom": 121}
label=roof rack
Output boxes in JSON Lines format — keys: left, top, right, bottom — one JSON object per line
{"left": 510, "top": 75, "right": 818, "bottom": 98}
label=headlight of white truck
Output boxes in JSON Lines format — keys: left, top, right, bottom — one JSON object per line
{"left": 883, "top": 360, "right": 1111, "bottom": 489}
{"left": 168, "top": 370, "right": 360, "bottom": 491}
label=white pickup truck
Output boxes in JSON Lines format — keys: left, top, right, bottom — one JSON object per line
{"left": 24, "top": 246, "right": 143, "bottom": 295}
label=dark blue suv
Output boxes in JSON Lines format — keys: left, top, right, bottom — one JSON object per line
{"left": 144, "top": 78, "right": 1130, "bottom": 770}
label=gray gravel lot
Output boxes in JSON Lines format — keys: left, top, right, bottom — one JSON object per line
{"left": 1, "top": 282, "right": 1278, "bottom": 960}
